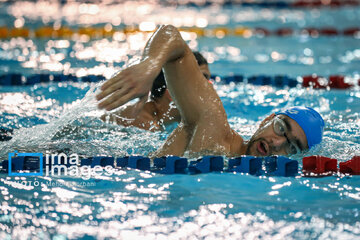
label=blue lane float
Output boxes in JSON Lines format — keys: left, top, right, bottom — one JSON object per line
{"left": 0, "top": 73, "right": 106, "bottom": 86}
{"left": 264, "top": 156, "right": 299, "bottom": 177}
{"left": 2, "top": 156, "right": 41, "bottom": 171}
{"left": 152, "top": 156, "right": 188, "bottom": 174}
{"left": 1, "top": 154, "right": 300, "bottom": 177}
{"left": 0, "top": 74, "right": 22, "bottom": 86}
{"left": 26, "top": 74, "right": 53, "bottom": 85}
{"left": 3, "top": 154, "right": 359, "bottom": 177}
{"left": 91, "top": 156, "right": 114, "bottom": 168}
{"left": 227, "top": 156, "right": 263, "bottom": 175}
{"left": 232, "top": 74, "right": 295, "bottom": 87}
{"left": 80, "top": 158, "right": 92, "bottom": 166}
{"left": 116, "top": 156, "right": 151, "bottom": 171}
{"left": 80, "top": 156, "right": 116, "bottom": 168}
{"left": 188, "top": 156, "right": 224, "bottom": 174}
{"left": 223, "top": 75, "right": 244, "bottom": 84}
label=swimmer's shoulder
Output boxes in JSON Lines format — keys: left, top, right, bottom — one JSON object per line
{"left": 227, "top": 128, "right": 245, "bottom": 156}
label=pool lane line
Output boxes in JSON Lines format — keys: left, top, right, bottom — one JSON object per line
{"left": 0, "top": 73, "right": 358, "bottom": 89}
{"left": 0, "top": 26, "right": 359, "bottom": 39}
{"left": 2, "top": 155, "right": 359, "bottom": 177}
{"left": 172, "top": 0, "right": 360, "bottom": 8}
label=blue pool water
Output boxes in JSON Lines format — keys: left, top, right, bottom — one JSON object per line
{"left": 1, "top": 1, "right": 360, "bottom": 239}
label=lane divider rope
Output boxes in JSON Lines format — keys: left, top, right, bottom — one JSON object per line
{"left": 0, "top": 0, "right": 358, "bottom": 10}
{"left": 0, "top": 73, "right": 358, "bottom": 89}
{"left": 180, "top": 0, "right": 360, "bottom": 8}
{"left": 0, "top": 26, "right": 359, "bottom": 39}
{"left": 1, "top": 155, "right": 359, "bottom": 177}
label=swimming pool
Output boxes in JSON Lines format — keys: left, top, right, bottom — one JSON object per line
{"left": 1, "top": 1, "right": 360, "bottom": 239}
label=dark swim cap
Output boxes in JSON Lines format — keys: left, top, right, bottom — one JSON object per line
{"left": 276, "top": 107, "right": 324, "bottom": 149}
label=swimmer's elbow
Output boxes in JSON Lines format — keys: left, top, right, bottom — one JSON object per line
{"left": 161, "top": 25, "right": 184, "bottom": 44}
{"left": 145, "top": 25, "right": 187, "bottom": 64}
{"left": 159, "top": 25, "right": 187, "bottom": 61}
{"left": 161, "top": 25, "right": 181, "bottom": 36}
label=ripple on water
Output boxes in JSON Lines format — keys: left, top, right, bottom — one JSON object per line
{"left": 0, "top": 171, "right": 360, "bottom": 239}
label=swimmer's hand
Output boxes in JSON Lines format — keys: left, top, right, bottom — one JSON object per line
{"left": 96, "top": 58, "right": 160, "bottom": 111}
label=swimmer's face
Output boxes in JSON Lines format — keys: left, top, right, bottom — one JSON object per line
{"left": 246, "top": 114, "right": 308, "bottom": 156}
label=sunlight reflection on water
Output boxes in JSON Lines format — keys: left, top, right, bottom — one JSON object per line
{"left": 1, "top": 1, "right": 360, "bottom": 239}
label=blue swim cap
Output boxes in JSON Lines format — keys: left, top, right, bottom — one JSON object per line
{"left": 276, "top": 106, "right": 324, "bottom": 149}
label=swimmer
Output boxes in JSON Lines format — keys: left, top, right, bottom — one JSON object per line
{"left": 96, "top": 25, "right": 324, "bottom": 157}
{"left": 100, "top": 52, "right": 210, "bottom": 131}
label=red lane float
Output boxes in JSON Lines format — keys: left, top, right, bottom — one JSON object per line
{"left": 320, "top": 28, "right": 338, "bottom": 36}
{"left": 303, "top": 155, "right": 360, "bottom": 177}
{"left": 302, "top": 75, "right": 325, "bottom": 89}
{"left": 301, "top": 28, "right": 319, "bottom": 37}
{"left": 302, "top": 156, "right": 338, "bottom": 176}
{"left": 343, "top": 27, "right": 360, "bottom": 36}
{"left": 328, "top": 76, "right": 353, "bottom": 89}
{"left": 292, "top": 0, "right": 359, "bottom": 7}
{"left": 275, "top": 28, "right": 294, "bottom": 36}
{"left": 302, "top": 75, "right": 356, "bottom": 89}
{"left": 339, "top": 156, "right": 360, "bottom": 175}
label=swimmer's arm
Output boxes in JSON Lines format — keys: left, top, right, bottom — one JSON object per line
{"left": 158, "top": 26, "right": 227, "bottom": 126}
{"left": 96, "top": 25, "right": 183, "bottom": 111}
{"left": 97, "top": 25, "right": 227, "bottom": 128}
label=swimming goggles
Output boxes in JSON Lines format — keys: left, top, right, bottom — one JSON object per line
{"left": 273, "top": 116, "right": 301, "bottom": 155}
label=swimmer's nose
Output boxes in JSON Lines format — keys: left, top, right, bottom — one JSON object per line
{"left": 269, "top": 134, "right": 287, "bottom": 151}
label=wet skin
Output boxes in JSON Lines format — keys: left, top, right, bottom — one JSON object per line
{"left": 246, "top": 114, "right": 308, "bottom": 156}
{"left": 100, "top": 63, "right": 211, "bottom": 131}
{"left": 96, "top": 25, "right": 308, "bottom": 157}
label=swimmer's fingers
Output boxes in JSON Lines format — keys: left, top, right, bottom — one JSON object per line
{"left": 96, "top": 81, "right": 124, "bottom": 101}
{"left": 100, "top": 70, "right": 126, "bottom": 91}
{"left": 103, "top": 91, "right": 134, "bottom": 111}
{"left": 96, "top": 72, "right": 128, "bottom": 101}
{"left": 98, "top": 86, "right": 131, "bottom": 110}
{"left": 97, "top": 59, "right": 157, "bottom": 109}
